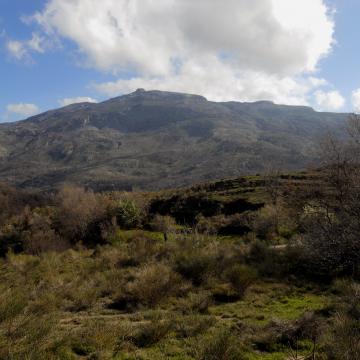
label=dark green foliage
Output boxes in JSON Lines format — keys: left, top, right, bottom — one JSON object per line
{"left": 113, "top": 199, "right": 142, "bottom": 229}
{"left": 224, "top": 264, "right": 257, "bottom": 298}
{"left": 174, "top": 251, "right": 214, "bottom": 286}
{"left": 0, "top": 228, "right": 24, "bottom": 256}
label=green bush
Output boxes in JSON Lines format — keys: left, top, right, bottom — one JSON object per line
{"left": 174, "top": 252, "right": 215, "bottom": 286}
{"left": 224, "top": 264, "right": 257, "bottom": 298}
{"left": 114, "top": 200, "right": 142, "bottom": 229}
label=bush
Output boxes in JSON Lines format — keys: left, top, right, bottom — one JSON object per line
{"left": 150, "top": 215, "right": 177, "bottom": 238}
{"left": 176, "top": 291, "right": 213, "bottom": 314}
{"left": 254, "top": 312, "right": 321, "bottom": 353}
{"left": 326, "top": 313, "right": 360, "bottom": 360}
{"left": 224, "top": 264, "right": 257, "bottom": 298}
{"left": 55, "top": 185, "right": 108, "bottom": 245}
{"left": 113, "top": 200, "right": 142, "bottom": 229}
{"left": 193, "top": 329, "right": 244, "bottom": 360}
{"left": 128, "top": 263, "right": 183, "bottom": 307}
{"left": 174, "top": 252, "right": 214, "bottom": 286}
{"left": 127, "top": 317, "right": 172, "bottom": 348}
{"left": 325, "top": 281, "right": 360, "bottom": 359}
{"left": 175, "top": 314, "right": 215, "bottom": 338}
{"left": 0, "top": 223, "right": 25, "bottom": 256}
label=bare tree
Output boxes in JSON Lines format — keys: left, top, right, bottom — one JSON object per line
{"left": 298, "top": 115, "right": 360, "bottom": 277}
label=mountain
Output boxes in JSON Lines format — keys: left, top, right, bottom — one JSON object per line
{"left": 0, "top": 89, "right": 348, "bottom": 191}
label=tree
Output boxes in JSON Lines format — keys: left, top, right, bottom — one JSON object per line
{"left": 297, "top": 115, "right": 360, "bottom": 277}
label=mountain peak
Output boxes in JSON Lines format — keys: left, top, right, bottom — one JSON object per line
{"left": 103, "top": 89, "right": 208, "bottom": 105}
{"left": 0, "top": 89, "right": 347, "bottom": 191}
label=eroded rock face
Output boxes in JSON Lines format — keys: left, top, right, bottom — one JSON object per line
{"left": 0, "top": 89, "right": 347, "bottom": 191}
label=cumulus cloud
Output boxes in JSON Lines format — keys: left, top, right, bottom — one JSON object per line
{"left": 59, "top": 96, "right": 98, "bottom": 107}
{"left": 315, "top": 90, "right": 345, "bottom": 111}
{"left": 95, "top": 58, "right": 326, "bottom": 105}
{"left": 352, "top": 89, "right": 360, "bottom": 113}
{"left": 6, "top": 103, "right": 40, "bottom": 117}
{"left": 20, "top": 0, "right": 337, "bottom": 104}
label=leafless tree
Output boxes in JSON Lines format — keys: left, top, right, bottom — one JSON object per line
{"left": 299, "top": 115, "right": 360, "bottom": 277}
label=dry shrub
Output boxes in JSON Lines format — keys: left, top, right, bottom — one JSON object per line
{"left": 150, "top": 214, "right": 177, "bottom": 239}
{"left": 253, "top": 204, "right": 279, "bottom": 241}
{"left": 0, "top": 288, "right": 59, "bottom": 359}
{"left": 254, "top": 312, "right": 321, "bottom": 353}
{"left": 325, "top": 281, "right": 360, "bottom": 360}
{"left": 56, "top": 185, "right": 107, "bottom": 244}
{"left": 175, "top": 314, "right": 215, "bottom": 338}
{"left": 326, "top": 313, "right": 360, "bottom": 360}
{"left": 23, "top": 208, "right": 70, "bottom": 255}
{"left": 176, "top": 291, "right": 213, "bottom": 314}
{"left": 192, "top": 328, "right": 244, "bottom": 360}
{"left": 70, "top": 319, "right": 131, "bottom": 359}
{"left": 65, "top": 280, "right": 101, "bottom": 312}
{"left": 129, "top": 263, "right": 183, "bottom": 307}
{"left": 126, "top": 317, "right": 173, "bottom": 348}
{"left": 127, "top": 233, "right": 160, "bottom": 264}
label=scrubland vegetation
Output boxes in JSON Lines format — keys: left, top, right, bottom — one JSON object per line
{"left": 1, "top": 117, "right": 360, "bottom": 359}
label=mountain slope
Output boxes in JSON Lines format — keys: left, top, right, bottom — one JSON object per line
{"left": 0, "top": 89, "right": 348, "bottom": 190}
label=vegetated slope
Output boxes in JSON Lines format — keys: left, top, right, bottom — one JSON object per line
{"left": 0, "top": 89, "right": 348, "bottom": 191}
{"left": 0, "top": 170, "right": 351, "bottom": 360}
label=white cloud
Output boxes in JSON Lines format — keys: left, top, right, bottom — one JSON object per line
{"left": 19, "top": 0, "right": 336, "bottom": 104}
{"left": 352, "top": 89, "right": 360, "bottom": 113}
{"left": 6, "top": 40, "right": 27, "bottom": 60}
{"left": 58, "top": 96, "right": 98, "bottom": 107}
{"left": 315, "top": 90, "right": 345, "bottom": 111}
{"left": 27, "top": 33, "right": 46, "bottom": 53}
{"left": 6, "top": 103, "right": 40, "bottom": 117}
{"left": 6, "top": 33, "right": 46, "bottom": 61}
{"left": 95, "top": 58, "right": 325, "bottom": 105}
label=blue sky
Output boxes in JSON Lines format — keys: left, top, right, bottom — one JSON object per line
{"left": 1, "top": 0, "right": 360, "bottom": 122}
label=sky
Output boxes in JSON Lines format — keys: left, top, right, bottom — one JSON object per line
{"left": 1, "top": 0, "right": 360, "bottom": 122}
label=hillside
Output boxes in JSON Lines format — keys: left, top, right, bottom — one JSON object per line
{"left": 0, "top": 89, "right": 348, "bottom": 190}
{"left": 0, "top": 166, "right": 358, "bottom": 359}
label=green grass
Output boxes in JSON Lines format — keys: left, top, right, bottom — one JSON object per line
{"left": 112, "top": 229, "right": 165, "bottom": 243}
{"left": 244, "top": 352, "right": 287, "bottom": 360}
{"left": 209, "top": 282, "right": 327, "bottom": 325}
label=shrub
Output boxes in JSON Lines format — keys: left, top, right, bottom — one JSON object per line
{"left": 55, "top": 185, "right": 107, "bottom": 245}
{"left": 176, "top": 291, "right": 213, "bottom": 314}
{"left": 325, "top": 281, "right": 360, "bottom": 360}
{"left": 0, "top": 223, "right": 25, "bottom": 256}
{"left": 254, "top": 313, "right": 321, "bottom": 353}
{"left": 150, "top": 214, "right": 177, "bottom": 241}
{"left": 113, "top": 200, "right": 142, "bottom": 229}
{"left": 127, "top": 317, "right": 172, "bottom": 348}
{"left": 326, "top": 313, "right": 360, "bottom": 360}
{"left": 70, "top": 319, "right": 130, "bottom": 359}
{"left": 193, "top": 329, "right": 244, "bottom": 360}
{"left": 65, "top": 280, "right": 100, "bottom": 312}
{"left": 174, "top": 251, "right": 214, "bottom": 286}
{"left": 224, "top": 264, "right": 257, "bottom": 298}
{"left": 128, "top": 263, "right": 183, "bottom": 307}
{"left": 175, "top": 314, "right": 215, "bottom": 338}
{"left": 253, "top": 205, "right": 278, "bottom": 241}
